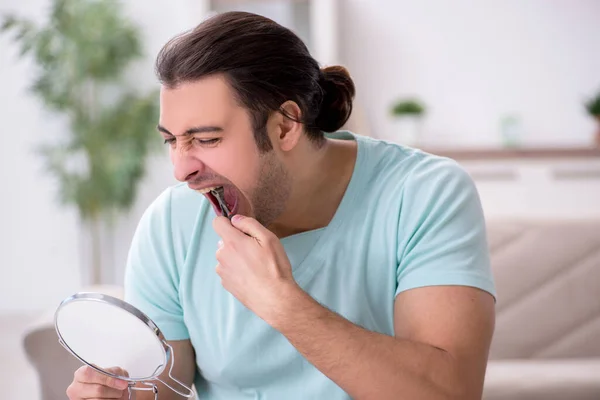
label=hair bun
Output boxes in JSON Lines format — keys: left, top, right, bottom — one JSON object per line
{"left": 315, "top": 65, "right": 356, "bottom": 133}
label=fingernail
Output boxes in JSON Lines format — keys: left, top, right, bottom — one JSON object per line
{"left": 217, "top": 240, "right": 223, "bottom": 248}
{"left": 117, "top": 380, "right": 129, "bottom": 389}
{"left": 231, "top": 214, "right": 243, "bottom": 223}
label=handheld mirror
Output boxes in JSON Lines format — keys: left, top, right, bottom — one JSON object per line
{"left": 54, "top": 292, "right": 195, "bottom": 400}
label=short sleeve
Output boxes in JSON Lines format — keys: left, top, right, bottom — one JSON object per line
{"left": 124, "top": 188, "right": 190, "bottom": 340}
{"left": 395, "top": 157, "right": 496, "bottom": 299}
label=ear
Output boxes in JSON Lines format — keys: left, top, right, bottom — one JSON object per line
{"left": 269, "top": 100, "right": 303, "bottom": 152}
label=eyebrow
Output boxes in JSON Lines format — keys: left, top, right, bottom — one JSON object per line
{"left": 157, "top": 124, "right": 224, "bottom": 136}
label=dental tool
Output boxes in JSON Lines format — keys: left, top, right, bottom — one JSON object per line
{"left": 210, "top": 187, "right": 232, "bottom": 219}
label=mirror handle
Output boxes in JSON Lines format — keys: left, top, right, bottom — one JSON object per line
{"left": 128, "top": 382, "right": 158, "bottom": 400}
{"left": 155, "top": 341, "right": 195, "bottom": 398}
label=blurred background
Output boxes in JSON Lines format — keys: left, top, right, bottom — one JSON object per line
{"left": 0, "top": 0, "right": 599, "bottom": 399}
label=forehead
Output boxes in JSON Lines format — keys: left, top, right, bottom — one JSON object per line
{"left": 159, "top": 75, "right": 240, "bottom": 132}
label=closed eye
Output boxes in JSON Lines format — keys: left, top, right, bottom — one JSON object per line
{"left": 195, "top": 138, "right": 220, "bottom": 145}
{"left": 163, "top": 137, "right": 221, "bottom": 147}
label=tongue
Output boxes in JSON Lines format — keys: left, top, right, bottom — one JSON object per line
{"left": 223, "top": 186, "right": 237, "bottom": 211}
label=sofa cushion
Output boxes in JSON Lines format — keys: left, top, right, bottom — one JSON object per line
{"left": 485, "top": 219, "right": 600, "bottom": 359}
{"left": 484, "top": 359, "right": 600, "bottom": 400}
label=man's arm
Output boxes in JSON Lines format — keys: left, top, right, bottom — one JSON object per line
{"left": 135, "top": 339, "right": 196, "bottom": 400}
{"left": 270, "top": 283, "right": 495, "bottom": 400}
{"left": 213, "top": 158, "right": 496, "bottom": 399}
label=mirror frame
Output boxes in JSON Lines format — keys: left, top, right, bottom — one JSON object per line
{"left": 54, "top": 292, "right": 171, "bottom": 382}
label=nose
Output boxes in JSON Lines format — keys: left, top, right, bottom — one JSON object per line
{"left": 171, "top": 145, "right": 205, "bottom": 183}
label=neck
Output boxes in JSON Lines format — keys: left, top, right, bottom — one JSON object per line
{"left": 267, "top": 136, "right": 357, "bottom": 238}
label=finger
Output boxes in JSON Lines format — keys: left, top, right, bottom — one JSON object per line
{"left": 119, "top": 382, "right": 134, "bottom": 400}
{"left": 230, "top": 215, "right": 270, "bottom": 243}
{"left": 215, "top": 243, "right": 236, "bottom": 269}
{"left": 75, "top": 365, "right": 129, "bottom": 390}
{"left": 82, "top": 383, "right": 125, "bottom": 399}
{"left": 212, "top": 215, "right": 245, "bottom": 242}
{"left": 67, "top": 381, "right": 124, "bottom": 399}
{"left": 105, "top": 366, "right": 128, "bottom": 379}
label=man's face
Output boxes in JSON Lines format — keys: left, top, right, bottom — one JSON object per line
{"left": 158, "top": 75, "right": 290, "bottom": 226}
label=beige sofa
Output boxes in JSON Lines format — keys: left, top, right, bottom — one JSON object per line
{"left": 483, "top": 219, "right": 600, "bottom": 400}
{"left": 22, "top": 220, "right": 600, "bottom": 400}
{"left": 22, "top": 285, "right": 125, "bottom": 400}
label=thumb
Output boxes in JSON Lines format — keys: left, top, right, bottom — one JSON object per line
{"left": 106, "top": 367, "right": 132, "bottom": 400}
{"left": 105, "top": 366, "right": 129, "bottom": 379}
{"left": 231, "top": 215, "right": 268, "bottom": 241}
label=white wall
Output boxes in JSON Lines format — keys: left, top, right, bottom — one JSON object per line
{"left": 1, "top": 0, "right": 77, "bottom": 313}
{"left": 0, "top": 0, "right": 193, "bottom": 313}
{"left": 340, "top": 0, "right": 600, "bottom": 147}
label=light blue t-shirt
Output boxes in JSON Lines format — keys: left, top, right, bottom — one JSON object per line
{"left": 124, "top": 131, "right": 496, "bottom": 399}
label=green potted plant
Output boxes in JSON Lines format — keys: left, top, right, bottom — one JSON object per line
{"left": 389, "top": 98, "right": 426, "bottom": 146}
{"left": 585, "top": 90, "right": 600, "bottom": 147}
{"left": 499, "top": 113, "right": 524, "bottom": 148}
{"left": 1, "top": 0, "right": 160, "bottom": 284}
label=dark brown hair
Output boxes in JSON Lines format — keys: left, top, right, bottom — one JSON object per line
{"left": 155, "top": 11, "right": 355, "bottom": 151}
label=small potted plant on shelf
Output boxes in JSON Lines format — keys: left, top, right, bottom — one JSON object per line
{"left": 585, "top": 90, "right": 600, "bottom": 147}
{"left": 390, "top": 98, "right": 426, "bottom": 146}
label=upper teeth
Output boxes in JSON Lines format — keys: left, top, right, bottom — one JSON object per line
{"left": 196, "top": 186, "right": 221, "bottom": 194}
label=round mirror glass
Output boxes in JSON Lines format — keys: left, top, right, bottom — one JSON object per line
{"left": 54, "top": 293, "right": 167, "bottom": 381}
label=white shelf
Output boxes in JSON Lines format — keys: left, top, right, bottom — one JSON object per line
{"left": 455, "top": 157, "right": 600, "bottom": 219}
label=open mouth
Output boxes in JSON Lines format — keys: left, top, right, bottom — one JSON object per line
{"left": 195, "top": 186, "right": 238, "bottom": 218}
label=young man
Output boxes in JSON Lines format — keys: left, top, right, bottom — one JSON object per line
{"left": 67, "top": 11, "right": 495, "bottom": 400}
